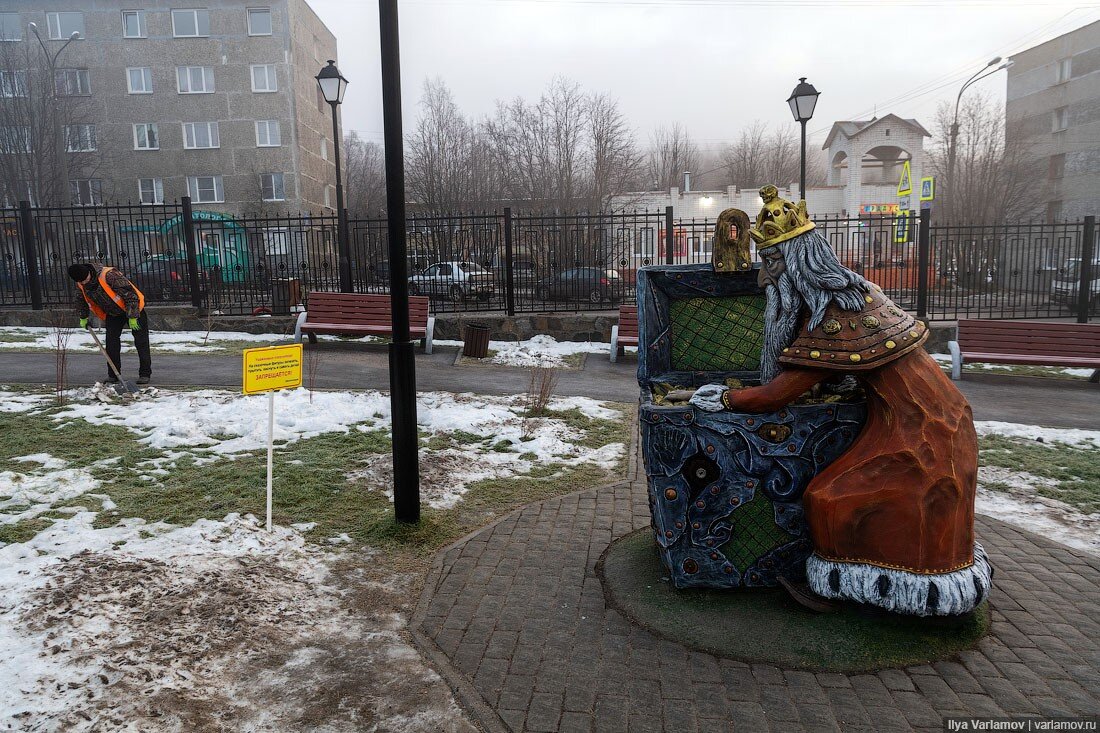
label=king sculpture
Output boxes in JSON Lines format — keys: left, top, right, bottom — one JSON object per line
{"left": 679, "top": 185, "right": 992, "bottom": 616}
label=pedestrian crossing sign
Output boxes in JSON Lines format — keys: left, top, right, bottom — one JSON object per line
{"left": 897, "top": 160, "right": 912, "bottom": 196}
{"left": 920, "top": 176, "right": 935, "bottom": 201}
{"left": 895, "top": 212, "right": 910, "bottom": 243}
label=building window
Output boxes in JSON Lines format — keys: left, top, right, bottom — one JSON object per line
{"left": 0, "top": 70, "right": 27, "bottom": 98}
{"left": 138, "top": 178, "right": 164, "bottom": 205}
{"left": 55, "top": 68, "right": 91, "bottom": 96}
{"left": 255, "top": 120, "right": 281, "bottom": 147}
{"left": 320, "top": 137, "right": 328, "bottom": 161}
{"left": 261, "top": 173, "right": 285, "bottom": 201}
{"left": 182, "top": 121, "right": 220, "bottom": 149}
{"left": 47, "top": 12, "right": 84, "bottom": 40}
{"left": 1049, "top": 153, "right": 1066, "bottom": 180}
{"left": 127, "top": 67, "right": 153, "bottom": 94}
{"left": 247, "top": 7, "right": 272, "bottom": 35}
{"left": 251, "top": 64, "right": 277, "bottom": 93}
{"left": 0, "top": 13, "right": 21, "bottom": 41}
{"left": 121, "top": 10, "right": 146, "bottom": 38}
{"left": 324, "top": 185, "right": 333, "bottom": 209}
{"left": 187, "top": 175, "right": 224, "bottom": 203}
{"left": 177, "top": 66, "right": 214, "bottom": 94}
{"left": 0, "top": 126, "right": 31, "bottom": 154}
{"left": 1052, "top": 107, "right": 1069, "bottom": 133}
{"left": 70, "top": 179, "right": 103, "bottom": 206}
{"left": 133, "top": 123, "right": 159, "bottom": 150}
{"left": 65, "top": 124, "right": 97, "bottom": 152}
{"left": 316, "top": 86, "right": 326, "bottom": 114}
{"left": 172, "top": 9, "right": 210, "bottom": 38}
{"left": 1046, "top": 201, "right": 1063, "bottom": 223}
{"left": 1056, "top": 57, "right": 1072, "bottom": 84}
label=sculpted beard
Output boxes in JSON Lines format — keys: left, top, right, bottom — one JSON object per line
{"left": 760, "top": 264, "right": 802, "bottom": 383}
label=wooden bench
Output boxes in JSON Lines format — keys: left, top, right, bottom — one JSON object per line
{"left": 293, "top": 292, "right": 435, "bottom": 353}
{"left": 947, "top": 319, "right": 1100, "bottom": 382}
{"left": 610, "top": 306, "right": 639, "bottom": 363}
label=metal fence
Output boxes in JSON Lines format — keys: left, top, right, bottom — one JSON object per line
{"left": 1, "top": 199, "right": 1095, "bottom": 322}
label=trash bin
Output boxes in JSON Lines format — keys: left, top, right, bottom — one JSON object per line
{"left": 462, "top": 323, "right": 491, "bottom": 358}
{"left": 271, "top": 278, "right": 300, "bottom": 315}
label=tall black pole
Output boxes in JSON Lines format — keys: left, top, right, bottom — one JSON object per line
{"left": 799, "top": 119, "right": 807, "bottom": 202}
{"left": 330, "top": 103, "right": 352, "bottom": 292}
{"left": 379, "top": 0, "right": 420, "bottom": 523}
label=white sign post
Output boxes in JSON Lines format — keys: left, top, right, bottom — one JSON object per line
{"left": 242, "top": 344, "right": 303, "bottom": 531}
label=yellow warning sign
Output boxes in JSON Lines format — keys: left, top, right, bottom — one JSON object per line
{"left": 919, "top": 176, "right": 935, "bottom": 201}
{"left": 897, "top": 160, "right": 912, "bottom": 196}
{"left": 895, "top": 211, "right": 910, "bottom": 243}
{"left": 242, "top": 344, "right": 303, "bottom": 395}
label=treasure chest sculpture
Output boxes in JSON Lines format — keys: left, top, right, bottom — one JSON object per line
{"left": 637, "top": 263, "right": 867, "bottom": 589}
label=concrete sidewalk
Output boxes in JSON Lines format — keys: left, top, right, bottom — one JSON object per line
{"left": 0, "top": 344, "right": 1097, "bottom": 428}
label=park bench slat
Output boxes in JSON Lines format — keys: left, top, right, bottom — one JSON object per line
{"left": 295, "top": 293, "right": 434, "bottom": 353}
{"left": 948, "top": 319, "right": 1100, "bottom": 380}
{"left": 610, "top": 307, "right": 639, "bottom": 362}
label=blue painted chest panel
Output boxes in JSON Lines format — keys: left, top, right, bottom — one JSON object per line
{"left": 636, "top": 265, "right": 866, "bottom": 589}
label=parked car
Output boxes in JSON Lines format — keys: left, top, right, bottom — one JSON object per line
{"left": 535, "top": 267, "right": 622, "bottom": 304}
{"left": 131, "top": 256, "right": 208, "bottom": 301}
{"left": 1050, "top": 257, "right": 1100, "bottom": 314}
{"left": 408, "top": 261, "right": 495, "bottom": 301}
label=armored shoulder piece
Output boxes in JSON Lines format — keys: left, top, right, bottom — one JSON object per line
{"left": 778, "top": 286, "right": 928, "bottom": 371}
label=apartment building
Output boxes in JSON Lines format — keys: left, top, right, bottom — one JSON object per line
{"left": 0, "top": 0, "right": 338, "bottom": 214}
{"left": 1007, "top": 20, "right": 1100, "bottom": 221}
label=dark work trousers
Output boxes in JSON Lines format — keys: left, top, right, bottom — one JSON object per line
{"left": 104, "top": 310, "right": 151, "bottom": 379}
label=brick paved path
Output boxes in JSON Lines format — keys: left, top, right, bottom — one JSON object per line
{"left": 412, "top": 450, "right": 1100, "bottom": 732}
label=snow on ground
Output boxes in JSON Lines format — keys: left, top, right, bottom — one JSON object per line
{"left": 437, "top": 334, "right": 636, "bottom": 368}
{"left": 0, "top": 326, "right": 381, "bottom": 354}
{"left": 0, "top": 511, "right": 474, "bottom": 732}
{"left": 48, "top": 387, "right": 625, "bottom": 508}
{"left": 930, "top": 352, "right": 1094, "bottom": 379}
{"left": 977, "top": 468, "right": 1099, "bottom": 556}
{"left": 975, "top": 420, "right": 1100, "bottom": 448}
{"left": 0, "top": 388, "right": 50, "bottom": 413}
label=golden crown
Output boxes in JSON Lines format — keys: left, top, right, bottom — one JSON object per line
{"left": 748, "top": 185, "right": 815, "bottom": 249}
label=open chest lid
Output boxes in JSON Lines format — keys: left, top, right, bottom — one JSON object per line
{"left": 636, "top": 264, "right": 766, "bottom": 388}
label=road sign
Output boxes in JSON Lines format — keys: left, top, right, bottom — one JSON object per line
{"left": 895, "top": 211, "right": 910, "bottom": 243}
{"left": 243, "top": 343, "right": 303, "bottom": 395}
{"left": 920, "top": 176, "right": 935, "bottom": 201}
{"left": 897, "top": 160, "right": 912, "bottom": 196}
{"left": 898, "top": 195, "right": 911, "bottom": 211}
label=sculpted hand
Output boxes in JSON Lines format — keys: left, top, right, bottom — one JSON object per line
{"left": 79, "top": 318, "right": 89, "bottom": 329}
{"left": 128, "top": 317, "right": 140, "bottom": 331}
{"left": 688, "top": 384, "right": 727, "bottom": 412}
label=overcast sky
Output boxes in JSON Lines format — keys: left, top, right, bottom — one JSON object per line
{"left": 305, "top": 0, "right": 1100, "bottom": 159}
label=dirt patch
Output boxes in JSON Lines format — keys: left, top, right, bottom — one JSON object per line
{"left": 20, "top": 544, "right": 475, "bottom": 732}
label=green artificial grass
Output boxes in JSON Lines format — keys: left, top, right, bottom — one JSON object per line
{"left": 600, "top": 529, "right": 990, "bottom": 673}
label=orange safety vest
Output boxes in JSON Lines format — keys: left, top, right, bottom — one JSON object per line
{"left": 77, "top": 267, "right": 145, "bottom": 320}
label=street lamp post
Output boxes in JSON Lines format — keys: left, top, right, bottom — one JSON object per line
{"left": 787, "top": 77, "right": 820, "bottom": 202}
{"left": 27, "top": 23, "right": 81, "bottom": 205}
{"left": 315, "top": 60, "right": 353, "bottom": 293}
{"left": 948, "top": 57, "right": 1010, "bottom": 221}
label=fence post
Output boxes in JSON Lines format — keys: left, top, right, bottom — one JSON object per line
{"left": 664, "top": 206, "right": 674, "bottom": 265}
{"left": 181, "top": 196, "right": 202, "bottom": 309}
{"left": 916, "top": 207, "right": 931, "bottom": 319}
{"left": 1077, "top": 215, "right": 1096, "bottom": 324}
{"left": 503, "top": 207, "right": 515, "bottom": 317}
{"left": 17, "top": 201, "right": 42, "bottom": 311}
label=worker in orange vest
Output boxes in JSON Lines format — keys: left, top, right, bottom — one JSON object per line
{"left": 68, "top": 263, "right": 152, "bottom": 385}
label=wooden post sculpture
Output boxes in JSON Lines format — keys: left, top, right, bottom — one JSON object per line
{"left": 689, "top": 186, "right": 992, "bottom": 616}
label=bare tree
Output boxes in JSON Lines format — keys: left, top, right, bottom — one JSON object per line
{"left": 405, "top": 78, "right": 493, "bottom": 213}
{"left": 584, "top": 92, "right": 642, "bottom": 211}
{"left": 647, "top": 123, "right": 699, "bottom": 190}
{"left": 344, "top": 131, "right": 386, "bottom": 216}
{"left": 718, "top": 121, "right": 810, "bottom": 190}
{"left": 927, "top": 93, "right": 1034, "bottom": 224}
{"left": 0, "top": 36, "right": 104, "bottom": 206}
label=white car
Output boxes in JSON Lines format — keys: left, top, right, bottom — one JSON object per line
{"left": 408, "top": 261, "right": 496, "bottom": 301}
{"left": 1050, "top": 257, "right": 1100, "bottom": 314}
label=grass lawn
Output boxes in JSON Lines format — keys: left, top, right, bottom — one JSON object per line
{"left": 0, "top": 389, "right": 633, "bottom": 561}
{"left": 978, "top": 434, "right": 1100, "bottom": 513}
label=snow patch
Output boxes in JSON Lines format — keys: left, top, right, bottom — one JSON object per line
{"left": 0, "top": 389, "right": 50, "bottom": 413}
{"left": 975, "top": 421, "right": 1100, "bottom": 448}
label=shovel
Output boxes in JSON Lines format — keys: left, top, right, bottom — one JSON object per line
{"left": 85, "top": 326, "right": 140, "bottom": 396}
